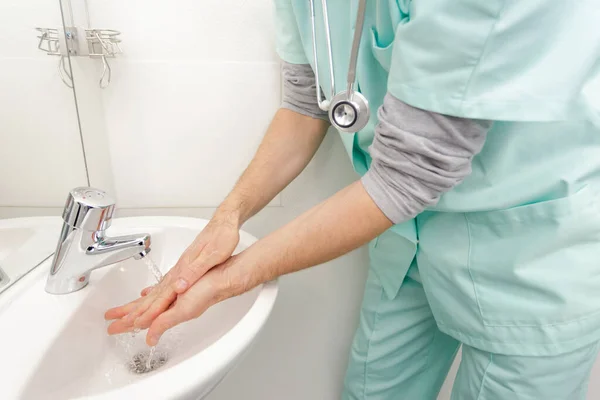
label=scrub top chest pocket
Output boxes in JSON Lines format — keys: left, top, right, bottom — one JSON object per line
{"left": 465, "top": 186, "right": 600, "bottom": 328}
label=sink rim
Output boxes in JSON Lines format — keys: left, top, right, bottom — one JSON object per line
{"left": 0, "top": 215, "right": 279, "bottom": 400}
{"left": 0, "top": 215, "right": 62, "bottom": 228}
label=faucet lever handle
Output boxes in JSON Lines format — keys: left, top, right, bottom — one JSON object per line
{"left": 63, "top": 187, "right": 116, "bottom": 232}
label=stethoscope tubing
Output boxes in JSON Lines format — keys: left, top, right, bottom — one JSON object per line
{"left": 309, "top": 0, "right": 370, "bottom": 133}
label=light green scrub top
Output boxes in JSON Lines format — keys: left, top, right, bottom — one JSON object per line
{"left": 275, "top": 0, "right": 600, "bottom": 355}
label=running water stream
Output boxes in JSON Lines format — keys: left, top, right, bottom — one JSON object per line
{"left": 144, "top": 257, "right": 164, "bottom": 284}
{"left": 105, "top": 256, "right": 181, "bottom": 383}
{"left": 141, "top": 257, "right": 164, "bottom": 372}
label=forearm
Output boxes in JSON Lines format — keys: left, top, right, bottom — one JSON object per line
{"left": 214, "top": 94, "right": 492, "bottom": 299}
{"left": 216, "top": 108, "right": 329, "bottom": 227}
{"left": 217, "top": 181, "right": 392, "bottom": 298}
{"left": 215, "top": 62, "right": 329, "bottom": 227}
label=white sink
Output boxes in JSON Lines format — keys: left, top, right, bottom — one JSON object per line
{"left": 0, "top": 217, "right": 62, "bottom": 293}
{"left": 0, "top": 216, "right": 278, "bottom": 400}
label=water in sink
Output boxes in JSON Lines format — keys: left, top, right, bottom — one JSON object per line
{"left": 134, "top": 257, "right": 165, "bottom": 373}
{"left": 109, "top": 256, "right": 173, "bottom": 378}
{"left": 129, "top": 346, "right": 168, "bottom": 374}
{"left": 106, "top": 321, "right": 182, "bottom": 385}
{"left": 141, "top": 257, "right": 164, "bottom": 372}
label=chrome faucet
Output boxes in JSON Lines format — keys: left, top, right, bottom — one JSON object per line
{"left": 45, "top": 187, "right": 151, "bottom": 294}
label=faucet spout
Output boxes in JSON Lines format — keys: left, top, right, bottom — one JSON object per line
{"left": 87, "top": 232, "right": 152, "bottom": 267}
{"left": 45, "top": 187, "right": 152, "bottom": 295}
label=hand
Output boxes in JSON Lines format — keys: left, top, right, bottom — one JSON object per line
{"left": 104, "top": 215, "right": 240, "bottom": 337}
{"left": 108, "top": 264, "right": 233, "bottom": 346}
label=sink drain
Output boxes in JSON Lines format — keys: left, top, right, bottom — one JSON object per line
{"left": 128, "top": 350, "right": 168, "bottom": 374}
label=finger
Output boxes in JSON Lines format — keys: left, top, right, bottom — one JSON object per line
{"left": 172, "top": 250, "right": 223, "bottom": 294}
{"left": 176, "top": 237, "right": 207, "bottom": 269}
{"left": 168, "top": 242, "right": 207, "bottom": 293}
{"left": 146, "top": 280, "right": 217, "bottom": 345}
{"left": 107, "top": 318, "right": 136, "bottom": 335}
{"left": 184, "top": 238, "right": 207, "bottom": 262}
{"left": 123, "top": 273, "right": 176, "bottom": 323}
{"left": 133, "top": 289, "right": 177, "bottom": 330}
{"left": 122, "top": 302, "right": 149, "bottom": 324}
{"left": 146, "top": 305, "right": 192, "bottom": 346}
{"left": 105, "top": 299, "right": 143, "bottom": 320}
{"left": 140, "top": 286, "right": 154, "bottom": 296}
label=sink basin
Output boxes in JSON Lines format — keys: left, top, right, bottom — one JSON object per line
{"left": 0, "top": 217, "right": 62, "bottom": 293}
{"left": 0, "top": 216, "right": 278, "bottom": 400}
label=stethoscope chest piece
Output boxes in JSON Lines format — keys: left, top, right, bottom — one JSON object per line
{"left": 311, "top": 0, "right": 369, "bottom": 134}
{"left": 329, "top": 91, "right": 370, "bottom": 133}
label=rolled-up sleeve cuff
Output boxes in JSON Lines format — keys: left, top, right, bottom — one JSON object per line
{"left": 361, "top": 165, "right": 412, "bottom": 225}
{"left": 280, "top": 62, "right": 330, "bottom": 122}
{"left": 281, "top": 102, "right": 331, "bottom": 121}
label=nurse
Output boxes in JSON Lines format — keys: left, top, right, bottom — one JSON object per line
{"left": 106, "top": 1, "right": 600, "bottom": 398}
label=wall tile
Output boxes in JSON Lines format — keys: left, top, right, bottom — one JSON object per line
{"left": 70, "top": 57, "right": 116, "bottom": 195}
{"left": 86, "top": 0, "right": 277, "bottom": 63}
{"left": 0, "top": 207, "right": 63, "bottom": 220}
{"left": 0, "top": 1, "right": 64, "bottom": 59}
{"left": 100, "top": 60, "right": 280, "bottom": 207}
{"left": 0, "top": 58, "right": 88, "bottom": 206}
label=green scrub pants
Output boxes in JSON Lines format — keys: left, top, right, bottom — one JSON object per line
{"left": 343, "top": 263, "right": 600, "bottom": 400}
{"left": 343, "top": 171, "right": 600, "bottom": 399}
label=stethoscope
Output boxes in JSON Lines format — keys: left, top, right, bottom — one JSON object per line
{"left": 310, "top": 0, "right": 369, "bottom": 133}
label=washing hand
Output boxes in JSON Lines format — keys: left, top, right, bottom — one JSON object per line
{"left": 109, "top": 262, "right": 234, "bottom": 346}
{"left": 104, "top": 109, "right": 331, "bottom": 343}
{"left": 104, "top": 214, "right": 240, "bottom": 344}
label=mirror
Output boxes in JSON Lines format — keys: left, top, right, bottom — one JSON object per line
{"left": 0, "top": 0, "right": 87, "bottom": 290}
{"left": 0, "top": 0, "right": 88, "bottom": 219}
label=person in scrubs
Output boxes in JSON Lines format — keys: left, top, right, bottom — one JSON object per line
{"left": 105, "top": 1, "right": 600, "bottom": 398}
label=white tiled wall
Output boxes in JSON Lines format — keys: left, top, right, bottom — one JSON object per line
{"left": 87, "top": 0, "right": 277, "bottom": 63}
{"left": 79, "top": 0, "right": 282, "bottom": 208}
{"left": 99, "top": 60, "right": 281, "bottom": 207}
{"left": 0, "top": 0, "right": 88, "bottom": 209}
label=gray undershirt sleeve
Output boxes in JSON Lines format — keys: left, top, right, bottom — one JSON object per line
{"left": 280, "top": 62, "right": 330, "bottom": 121}
{"left": 279, "top": 61, "right": 492, "bottom": 224}
{"left": 362, "top": 93, "right": 492, "bottom": 223}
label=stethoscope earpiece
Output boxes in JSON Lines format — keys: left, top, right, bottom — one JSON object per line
{"left": 310, "top": 0, "right": 368, "bottom": 134}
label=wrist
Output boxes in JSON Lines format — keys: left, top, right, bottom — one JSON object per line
{"left": 215, "top": 190, "right": 259, "bottom": 227}
{"left": 213, "top": 205, "right": 244, "bottom": 228}
{"left": 210, "top": 254, "right": 251, "bottom": 301}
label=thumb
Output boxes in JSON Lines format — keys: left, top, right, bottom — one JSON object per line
{"left": 172, "top": 249, "right": 225, "bottom": 294}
